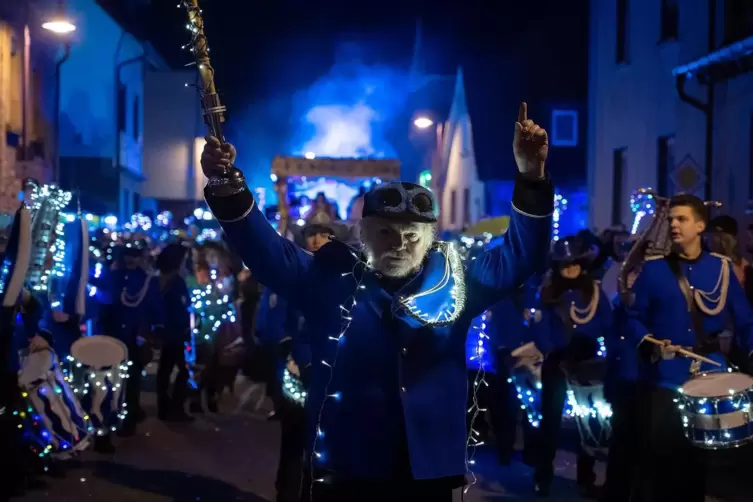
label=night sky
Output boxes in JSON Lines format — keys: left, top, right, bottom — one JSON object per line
{"left": 118, "top": 0, "right": 590, "bottom": 184}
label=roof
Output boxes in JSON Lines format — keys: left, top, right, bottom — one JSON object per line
{"left": 673, "top": 36, "right": 753, "bottom": 84}
{"left": 96, "top": 0, "right": 169, "bottom": 69}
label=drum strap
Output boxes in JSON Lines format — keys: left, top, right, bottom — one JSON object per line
{"left": 666, "top": 255, "right": 709, "bottom": 348}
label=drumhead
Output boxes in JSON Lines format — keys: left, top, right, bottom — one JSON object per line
{"left": 71, "top": 335, "right": 128, "bottom": 369}
{"left": 19, "top": 349, "right": 56, "bottom": 386}
{"left": 681, "top": 372, "right": 753, "bottom": 398}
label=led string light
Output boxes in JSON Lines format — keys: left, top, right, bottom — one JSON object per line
{"left": 464, "top": 312, "right": 490, "bottom": 495}
{"left": 309, "top": 259, "right": 366, "bottom": 496}
{"left": 282, "top": 367, "right": 307, "bottom": 405}
{"left": 27, "top": 184, "right": 73, "bottom": 292}
{"left": 61, "top": 355, "right": 131, "bottom": 435}
{"left": 178, "top": 2, "right": 216, "bottom": 105}
{"left": 552, "top": 192, "right": 568, "bottom": 241}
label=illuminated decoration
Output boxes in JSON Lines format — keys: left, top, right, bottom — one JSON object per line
{"left": 61, "top": 355, "right": 130, "bottom": 436}
{"left": 552, "top": 192, "right": 568, "bottom": 241}
{"left": 124, "top": 213, "right": 153, "bottom": 232}
{"left": 399, "top": 242, "right": 466, "bottom": 326}
{"left": 465, "top": 312, "right": 490, "bottom": 493}
{"left": 419, "top": 170, "right": 432, "bottom": 189}
{"left": 511, "top": 375, "right": 543, "bottom": 428}
{"left": 156, "top": 211, "right": 173, "bottom": 227}
{"left": 26, "top": 184, "right": 73, "bottom": 292}
{"left": 282, "top": 367, "right": 307, "bottom": 405}
{"left": 187, "top": 270, "right": 236, "bottom": 343}
{"left": 630, "top": 188, "right": 656, "bottom": 235}
{"left": 309, "top": 255, "right": 367, "bottom": 493}
{"left": 466, "top": 314, "right": 493, "bottom": 371}
{"left": 563, "top": 386, "right": 612, "bottom": 455}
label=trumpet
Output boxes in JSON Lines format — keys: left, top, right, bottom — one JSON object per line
{"left": 180, "top": 0, "right": 246, "bottom": 196}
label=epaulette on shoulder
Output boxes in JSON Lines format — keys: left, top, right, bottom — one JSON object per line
{"left": 709, "top": 252, "right": 732, "bottom": 262}
{"left": 644, "top": 255, "right": 665, "bottom": 262}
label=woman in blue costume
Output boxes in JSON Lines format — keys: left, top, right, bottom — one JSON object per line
{"left": 530, "top": 235, "right": 613, "bottom": 498}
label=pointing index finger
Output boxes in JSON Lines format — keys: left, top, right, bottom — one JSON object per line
{"left": 518, "top": 102, "right": 527, "bottom": 123}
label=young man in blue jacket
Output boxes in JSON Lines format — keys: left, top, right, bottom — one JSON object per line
{"left": 199, "top": 103, "right": 554, "bottom": 501}
{"left": 627, "top": 194, "right": 753, "bottom": 501}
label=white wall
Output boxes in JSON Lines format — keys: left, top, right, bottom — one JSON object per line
{"left": 141, "top": 70, "right": 203, "bottom": 201}
{"left": 441, "top": 113, "right": 485, "bottom": 231}
{"left": 588, "top": 0, "right": 753, "bottom": 230}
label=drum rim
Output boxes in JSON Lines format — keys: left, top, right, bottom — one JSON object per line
{"left": 681, "top": 371, "right": 753, "bottom": 399}
{"left": 70, "top": 335, "right": 128, "bottom": 368}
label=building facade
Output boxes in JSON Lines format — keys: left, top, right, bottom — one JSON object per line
{"left": 57, "top": 0, "right": 167, "bottom": 219}
{"left": 140, "top": 69, "right": 204, "bottom": 218}
{"left": 0, "top": 0, "right": 65, "bottom": 215}
{"left": 588, "top": 0, "right": 753, "bottom": 231}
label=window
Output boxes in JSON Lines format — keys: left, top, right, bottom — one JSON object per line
{"left": 657, "top": 135, "right": 675, "bottom": 196}
{"left": 616, "top": 0, "right": 629, "bottom": 63}
{"left": 725, "top": 0, "right": 753, "bottom": 45}
{"left": 450, "top": 189, "right": 457, "bottom": 225}
{"left": 612, "top": 148, "right": 627, "bottom": 225}
{"left": 551, "top": 110, "right": 578, "bottom": 147}
{"left": 463, "top": 188, "right": 470, "bottom": 225}
{"left": 660, "top": 0, "right": 678, "bottom": 41}
{"left": 117, "top": 83, "right": 126, "bottom": 134}
{"left": 132, "top": 96, "right": 140, "bottom": 139}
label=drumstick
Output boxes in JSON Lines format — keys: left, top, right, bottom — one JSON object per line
{"left": 643, "top": 335, "right": 722, "bottom": 367}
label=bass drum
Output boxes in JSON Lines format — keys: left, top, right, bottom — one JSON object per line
{"left": 18, "top": 349, "right": 92, "bottom": 457}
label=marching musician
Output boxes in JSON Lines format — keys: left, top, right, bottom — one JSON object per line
{"left": 530, "top": 235, "right": 612, "bottom": 498}
{"left": 199, "top": 102, "right": 553, "bottom": 501}
{"left": 627, "top": 194, "right": 753, "bottom": 501}
{"left": 101, "top": 241, "right": 165, "bottom": 445}
{"left": 155, "top": 243, "right": 194, "bottom": 422}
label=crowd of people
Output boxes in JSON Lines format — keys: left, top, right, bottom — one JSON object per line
{"left": 2, "top": 101, "right": 753, "bottom": 502}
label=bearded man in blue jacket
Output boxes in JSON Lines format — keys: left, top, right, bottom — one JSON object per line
{"left": 200, "top": 103, "right": 554, "bottom": 501}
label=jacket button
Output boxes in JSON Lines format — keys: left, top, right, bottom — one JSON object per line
{"left": 121, "top": 324, "right": 126, "bottom": 328}
{"left": 401, "top": 386, "right": 407, "bottom": 393}
{"left": 402, "top": 348, "right": 407, "bottom": 355}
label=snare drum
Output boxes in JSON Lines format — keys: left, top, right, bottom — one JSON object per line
{"left": 562, "top": 359, "right": 613, "bottom": 455}
{"left": 18, "top": 349, "right": 92, "bottom": 457}
{"left": 69, "top": 335, "right": 130, "bottom": 434}
{"left": 678, "top": 371, "right": 753, "bottom": 449}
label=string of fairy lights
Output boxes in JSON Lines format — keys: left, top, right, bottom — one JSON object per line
{"left": 27, "top": 184, "right": 73, "bottom": 293}
{"left": 465, "top": 312, "right": 489, "bottom": 494}
{"left": 630, "top": 188, "right": 656, "bottom": 235}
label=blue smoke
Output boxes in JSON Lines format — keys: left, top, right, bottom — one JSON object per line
{"left": 290, "top": 43, "right": 411, "bottom": 159}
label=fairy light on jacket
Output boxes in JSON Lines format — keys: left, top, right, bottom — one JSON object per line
{"left": 465, "top": 312, "right": 489, "bottom": 493}
{"left": 310, "top": 261, "right": 365, "bottom": 491}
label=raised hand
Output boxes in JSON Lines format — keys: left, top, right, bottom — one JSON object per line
{"left": 513, "top": 102, "right": 548, "bottom": 179}
{"left": 200, "top": 136, "right": 237, "bottom": 179}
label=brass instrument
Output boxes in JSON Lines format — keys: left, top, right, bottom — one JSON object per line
{"left": 26, "top": 182, "right": 73, "bottom": 294}
{"left": 180, "top": 0, "right": 246, "bottom": 196}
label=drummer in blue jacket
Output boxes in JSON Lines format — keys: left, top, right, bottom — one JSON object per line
{"left": 530, "top": 235, "right": 613, "bottom": 498}
{"left": 199, "top": 102, "right": 553, "bottom": 501}
{"left": 103, "top": 241, "right": 165, "bottom": 441}
{"left": 626, "top": 193, "right": 753, "bottom": 502}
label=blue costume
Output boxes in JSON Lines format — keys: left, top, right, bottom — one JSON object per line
{"left": 529, "top": 236, "right": 613, "bottom": 497}
{"left": 205, "top": 173, "right": 553, "bottom": 491}
{"left": 627, "top": 250, "right": 753, "bottom": 502}
{"left": 628, "top": 252, "right": 753, "bottom": 387}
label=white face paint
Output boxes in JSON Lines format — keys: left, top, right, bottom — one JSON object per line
{"left": 359, "top": 217, "right": 435, "bottom": 278}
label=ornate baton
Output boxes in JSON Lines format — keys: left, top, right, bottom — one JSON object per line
{"left": 180, "top": 0, "right": 246, "bottom": 196}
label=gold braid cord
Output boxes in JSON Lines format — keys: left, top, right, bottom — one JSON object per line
{"left": 693, "top": 257, "right": 729, "bottom": 316}
{"left": 569, "top": 282, "right": 600, "bottom": 325}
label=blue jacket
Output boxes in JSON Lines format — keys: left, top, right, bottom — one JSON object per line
{"left": 605, "top": 295, "right": 640, "bottom": 386}
{"left": 256, "top": 287, "right": 299, "bottom": 346}
{"left": 532, "top": 282, "right": 613, "bottom": 356}
{"left": 103, "top": 267, "right": 165, "bottom": 346}
{"left": 161, "top": 274, "right": 191, "bottom": 344}
{"left": 628, "top": 252, "right": 753, "bottom": 389}
{"left": 205, "top": 175, "right": 553, "bottom": 481}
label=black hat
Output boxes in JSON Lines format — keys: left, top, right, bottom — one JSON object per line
{"left": 156, "top": 243, "right": 188, "bottom": 274}
{"left": 708, "top": 215, "right": 738, "bottom": 237}
{"left": 550, "top": 235, "right": 598, "bottom": 265}
{"left": 362, "top": 182, "right": 437, "bottom": 223}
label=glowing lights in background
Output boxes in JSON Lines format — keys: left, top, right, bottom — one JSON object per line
{"left": 511, "top": 375, "right": 543, "bottom": 428}
{"left": 156, "top": 211, "right": 173, "bottom": 227}
{"left": 189, "top": 276, "right": 236, "bottom": 343}
{"left": 419, "top": 170, "right": 432, "bottom": 189}
{"left": 124, "top": 213, "right": 152, "bottom": 232}
{"left": 552, "top": 192, "right": 568, "bottom": 241}
{"left": 630, "top": 188, "right": 656, "bottom": 235}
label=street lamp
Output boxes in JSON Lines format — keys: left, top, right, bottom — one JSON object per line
{"left": 42, "top": 20, "right": 76, "bottom": 34}
{"left": 413, "top": 116, "right": 434, "bottom": 129}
